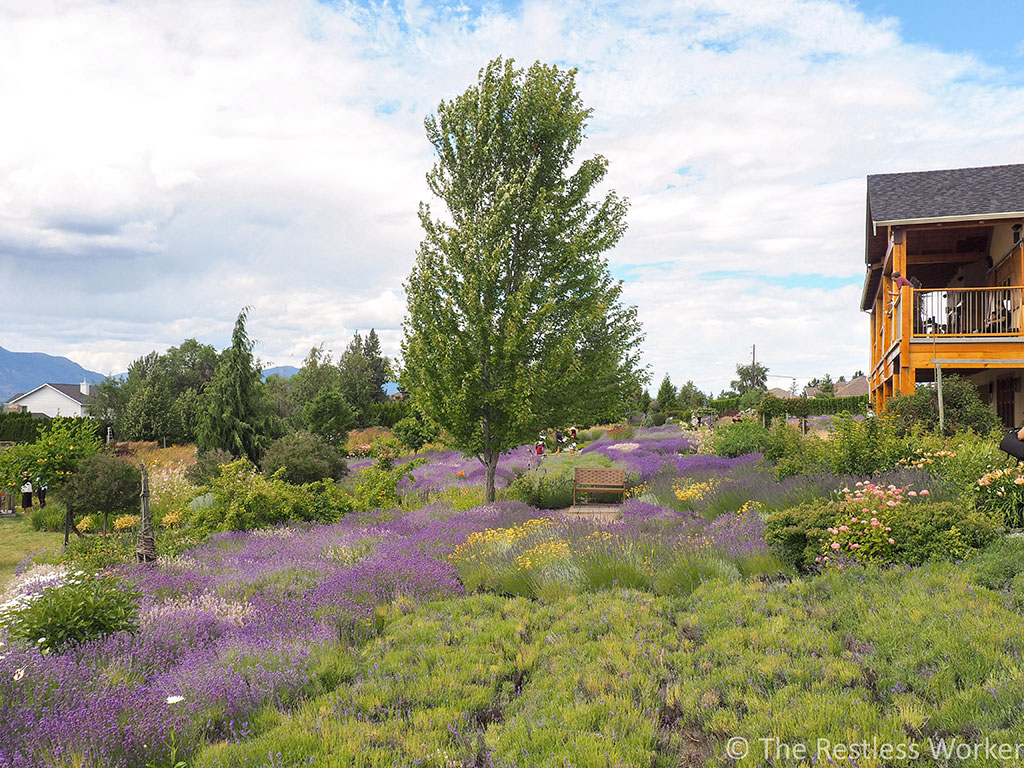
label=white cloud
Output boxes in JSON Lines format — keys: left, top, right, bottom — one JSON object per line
{"left": 1, "top": 0, "right": 1022, "bottom": 393}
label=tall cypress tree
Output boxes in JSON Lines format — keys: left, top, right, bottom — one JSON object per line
{"left": 197, "top": 308, "right": 273, "bottom": 463}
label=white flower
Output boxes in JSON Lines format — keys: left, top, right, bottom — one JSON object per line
{"left": 165, "top": 695, "right": 185, "bottom": 705}
{"left": 36, "top": 638, "right": 46, "bottom": 644}
{"left": 13, "top": 667, "right": 25, "bottom": 682}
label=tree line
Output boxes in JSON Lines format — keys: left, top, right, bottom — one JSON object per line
{"left": 89, "top": 311, "right": 394, "bottom": 460}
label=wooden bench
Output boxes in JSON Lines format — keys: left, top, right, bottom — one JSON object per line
{"left": 573, "top": 467, "right": 626, "bottom": 507}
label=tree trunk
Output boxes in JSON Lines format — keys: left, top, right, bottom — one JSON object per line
{"left": 484, "top": 451, "right": 499, "bottom": 503}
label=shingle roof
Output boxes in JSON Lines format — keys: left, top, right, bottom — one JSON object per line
{"left": 9, "top": 383, "right": 93, "bottom": 405}
{"left": 867, "top": 164, "right": 1024, "bottom": 224}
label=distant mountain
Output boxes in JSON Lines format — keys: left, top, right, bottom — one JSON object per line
{"left": 0, "top": 346, "right": 106, "bottom": 403}
{"left": 262, "top": 365, "right": 299, "bottom": 380}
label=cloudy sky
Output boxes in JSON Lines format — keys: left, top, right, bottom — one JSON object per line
{"left": 2, "top": 0, "right": 1023, "bottom": 394}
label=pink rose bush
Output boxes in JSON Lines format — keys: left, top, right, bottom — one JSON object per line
{"left": 819, "top": 482, "right": 922, "bottom": 564}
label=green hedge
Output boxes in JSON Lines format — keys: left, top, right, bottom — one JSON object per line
{"left": 0, "top": 412, "right": 46, "bottom": 442}
{"left": 757, "top": 394, "right": 869, "bottom": 420}
{"left": 708, "top": 397, "right": 741, "bottom": 415}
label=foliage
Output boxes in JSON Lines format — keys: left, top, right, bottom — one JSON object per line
{"left": 709, "top": 418, "right": 771, "bottom": 457}
{"left": 185, "top": 448, "right": 235, "bottom": 485}
{"left": 828, "top": 412, "right": 914, "bottom": 475}
{"left": 402, "top": 57, "right": 644, "bottom": 501}
{"left": 189, "top": 460, "right": 353, "bottom": 532}
{"left": 197, "top": 309, "right": 276, "bottom": 463}
{"left": 57, "top": 452, "right": 141, "bottom": 533}
{"left": 350, "top": 441, "right": 419, "bottom": 512}
{"left": 975, "top": 464, "right": 1024, "bottom": 527}
{"left": 1, "top": 572, "right": 139, "bottom": 654}
{"left": 92, "top": 339, "right": 219, "bottom": 443}
{"left": 655, "top": 375, "right": 676, "bottom": 411}
{"left": 506, "top": 452, "right": 616, "bottom": 509}
{"left": 337, "top": 331, "right": 390, "bottom": 427}
{"left": 758, "top": 393, "right": 869, "bottom": 420}
{"left": 707, "top": 396, "right": 741, "bottom": 414}
{"left": 261, "top": 431, "right": 348, "bottom": 485}
{"left": 886, "top": 375, "right": 1001, "bottom": 435}
{"left": 392, "top": 413, "right": 441, "bottom": 452}
{"left": 765, "top": 500, "right": 838, "bottom": 571}
{"left": 0, "top": 411, "right": 45, "bottom": 443}
{"left": 730, "top": 360, "right": 768, "bottom": 394}
{"left": 371, "top": 399, "right": 411, "bottom": 428}
{"left": 29, "top": 504, "right": 66, "bottom": 532}
{"left": 0, "top": 417, "right": 102, "bottom": 493}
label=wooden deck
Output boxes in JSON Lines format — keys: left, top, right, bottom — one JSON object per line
{"left": 566, "top": 504, "right": 620, "bottom": 522}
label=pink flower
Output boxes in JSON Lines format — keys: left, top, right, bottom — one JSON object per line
{"left": 888, "top": 538, "right": 895, "bottom": 545}
{"left": 814, "top": 557, "right": 822, "bottom": 563}
{"left": 920, "top": 490, "right": 930, "bottom": 496}
{"left": 839, "top": 525, "right": 849, "bottom": 532}
{"left": 831, "top": 542, "right": 841, "bottom": 551}
{"left": 907, "top": 491, "right": 917, "bottom": 497}
{"left": 885, "top": 500, "right": 897, "bottom": 506}
{"left": 850, "top": 543, "right": 860, "bottom": 549}
{"left": 871, "top": 520, "right": 880, "bottom": 527}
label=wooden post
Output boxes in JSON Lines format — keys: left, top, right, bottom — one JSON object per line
{"left": 936, "top": 363, "right": 945, "bottom": 434}
{"left": 135, "top": 463, "right": 156, "bottom": 564}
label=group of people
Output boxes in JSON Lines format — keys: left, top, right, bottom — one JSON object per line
{"left": 534, "top": 427, "right": 578, "bottom": 456}
{"left": 18, "top": 476, "right": 46, "bottom": 511}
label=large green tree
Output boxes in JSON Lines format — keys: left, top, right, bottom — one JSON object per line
{"left": 656, "top": 375, "right": 677, "bottom": 411}
{"left": 731, "top": 361, "right": 769, "bottom": 395}
{"left": 403, "top": 57, "right": 645, "bottom": 501}
{"left": 197, "top": 309, "right": 274, "bottom": 463}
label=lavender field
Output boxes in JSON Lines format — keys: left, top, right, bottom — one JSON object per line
{"left": 2, "top": 424, "right": 1023, "bottom": 768}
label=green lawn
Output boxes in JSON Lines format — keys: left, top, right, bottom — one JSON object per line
{"left": 0, "top": 514, "right": 64, "bottom": 587}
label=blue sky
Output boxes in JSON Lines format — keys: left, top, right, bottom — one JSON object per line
{"left": 1, "top": 0, "right": 1023, "bottom": 394}
{"left": 862, "top": 0, "right": 1024, "bottom": 74}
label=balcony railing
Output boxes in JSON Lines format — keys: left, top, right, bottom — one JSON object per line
{"left": 911, "top": 286, "right": 1024, "bottom": 338}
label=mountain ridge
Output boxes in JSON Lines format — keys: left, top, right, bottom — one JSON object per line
{"left": 0, "top": 346, "right": 106, "bottom": 403}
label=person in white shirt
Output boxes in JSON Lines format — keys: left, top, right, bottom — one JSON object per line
{"left": 20, "top": 477, "right": 33, "bottom": 511}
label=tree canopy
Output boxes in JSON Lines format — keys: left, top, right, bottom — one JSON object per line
{"left": 197, "top": 308, "right": 275, "bottom": 463}
{"left": 403, "top": 57, "right": 645, "bottom": 501}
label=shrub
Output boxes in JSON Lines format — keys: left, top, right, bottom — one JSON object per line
{"left": 1, "top": 573, "right": 139, "bottom": 654}
{"left": 886, "top": 375, "right": 1001, "bottom": 435}
{"left": 975, "top": 465, "right": 1024, "bottom": 528}
{"left": 303, "top": 389, "right": 356, "bottom": 447}
{"left": 185, "top": 448, "right": 235, "bottom": 485}
{"left": 56, "top": 452, "right": 141, "bottom": 533}
{"left": 653, "top": 552, "right": 740, "bottom": 596}
{"left": 765, "top": 500, "right": 838, "bottom": 571}
{"left": 261, "top": 431, "right": 348, "bottom": 485}
{"left": 969, "top": 538, "right": 1024, "bottom": 589}
{"left": 507, "top": 453, "right": 617, "bottom": 509}
{"left": 888, "top": 501, "right": 1000, "bottom": 564}
{"left": 392, "top": 415, "right": 440, "bottom": 452}
{"left": 710, "top": 418, "right": 771, "bottom": 457}
{"left": 191, "top": 460, "right": 353, "bottom": 532}
{"left": 30, "top": 504, "right": 66, "bottom": 532}
{"left": 827, "top": 413, "right": 914, "bottom": 475}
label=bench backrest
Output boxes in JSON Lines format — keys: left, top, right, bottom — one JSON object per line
{"left": 573, "top": 466, "right": 626, "bottom": 487}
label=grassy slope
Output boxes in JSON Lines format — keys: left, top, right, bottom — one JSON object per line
{"left": 0, "top": 514, "right": 64, "bottom": 587}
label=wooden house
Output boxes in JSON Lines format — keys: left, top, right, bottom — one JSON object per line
{"left": 863, "top": 164, "right": 1024, "bottom": 425}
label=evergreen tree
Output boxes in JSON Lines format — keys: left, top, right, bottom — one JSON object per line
{"left": 656, "top": 375, "right": 677, "bottom": 411}
{"left": 362, "top": 329, "right": 391, "bottom": 402}
{"left": 197, "top": 309, "right": 274, "bottom": 463}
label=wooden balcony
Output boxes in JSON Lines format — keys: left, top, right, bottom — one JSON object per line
{"left": 910, "top": 286, "right": 1024, "bottom": 338}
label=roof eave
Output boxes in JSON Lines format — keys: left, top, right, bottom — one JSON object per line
{"left": 873, "top": 210, "right": 1024, "bottom": 228}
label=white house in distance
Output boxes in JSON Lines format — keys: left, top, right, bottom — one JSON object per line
{"left": 5, "top": 382, "right": 95, "bottom": 417}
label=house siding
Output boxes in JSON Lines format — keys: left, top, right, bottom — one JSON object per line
{"left": 12, "top": 387, "right": 87, "bottom": 417}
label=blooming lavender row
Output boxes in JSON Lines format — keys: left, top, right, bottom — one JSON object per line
{"left": 0, "top": 501, "right": 549, "bottom": 768}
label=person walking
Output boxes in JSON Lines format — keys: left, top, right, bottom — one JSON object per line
{"left": 20, "top": 476, "right": 33, "bottom": 512}
{"left": 35, "top": 478, "right": 47, "bottom": 508}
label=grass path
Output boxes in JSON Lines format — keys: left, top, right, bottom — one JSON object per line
{"left": 0, "top": 514, "right": 63, "bottom": 588}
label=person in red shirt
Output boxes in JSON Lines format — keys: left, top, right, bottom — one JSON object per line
{"left": 892, "top": 270, "right": 913, "bottom": 289}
